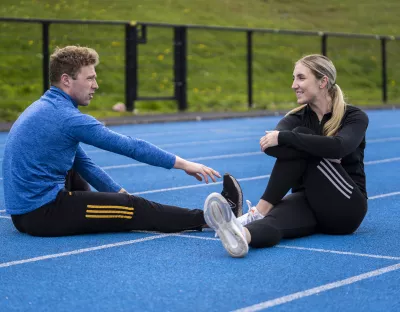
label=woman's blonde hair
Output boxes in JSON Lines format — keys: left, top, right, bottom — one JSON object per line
{"left": 286, "top": 54, "right": 346, "bottom": 136}
{"left": 49, "top": 46, "right": 99, "bottom": 84}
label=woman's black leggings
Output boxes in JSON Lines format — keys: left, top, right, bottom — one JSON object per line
{"left": 246, "top": 127, "right": 368, "bottom": 248}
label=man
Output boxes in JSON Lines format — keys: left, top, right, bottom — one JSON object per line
{"left": 3, "top": 45, "right": 242, "bottom": 237}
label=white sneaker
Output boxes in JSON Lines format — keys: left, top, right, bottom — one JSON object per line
{"left": 237, "top": 200, "right": 264, "bottom": 226}
{"left": 204, "top": 193, "right": 249, "bottom": 258}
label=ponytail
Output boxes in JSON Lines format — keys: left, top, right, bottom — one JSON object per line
{"left": 323, "top": 84, "right": 346, "bottom": 136}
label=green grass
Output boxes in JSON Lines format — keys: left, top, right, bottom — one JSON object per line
{"left": 1, "top": 0, "right": 400, "bottom": 121}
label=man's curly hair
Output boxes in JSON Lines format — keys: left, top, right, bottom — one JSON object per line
{"left": 49, "top": 46, "right": 99, "bottom": 84}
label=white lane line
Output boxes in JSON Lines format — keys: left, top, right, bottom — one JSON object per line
{"left": 83, "top": 135, "right": 400, "bottom": 154}
{"left": 133, "top": 175, "right": 271, "bottom": 195}
{"left": 0, "top": 128, "right": 397, "bottom": 151}
{"left": 369, "top": 192, "right": 400, "bottom": 200}
{"left": 172, "top": 234, "right": 400, "bottom": 261}
{"left": 364, "top": 157, "right": 400, "bottom": 165}
{"left": 0, "top": 216, "right": 10, "bottom": 219}
{"left": 102, "top": 155, "right": 400, "bottom": 171}
{"left": 0, "top": 151, "right": 263, "bottom": 171}
{"left": 102, "top": 151, "right": 262, "bottom": 170}
{"left": 232, "top": 262, "right": 400, "bottom": 312}
{"left": 132, "top": 173, "right": 400, "bottom": 197}
{"left": 86, "top": 137, "right": 260, "bottom": 154}
{"left": 0, "top": 190, "right": 398, "bottom": 216}
{"left": 111, "top": 126, "right": 269, "bottom": 138}
{"left": 381, "top": 124, "right": 400, "bottom": 128}
{"left": 367, "top": 137, "right": 400, "bottom": 143}
{"left": 0, "top": 234, "right": 170, "bottom": 268}
{"left": 0, "top": 179, "right": 395, "bottom": 215}
{"left": 275, "top": 245, "right": 400, "bottom": 260}
{"left": 171, "top": 233, "right": 221, "bottom": 241}
{"left": 0, "top": 141, "right": 400, "bottom": 171}
{"left": 0, "top": 125, "right": 276, "bottom": 154}
{"left": 133, "top": 182, "right": 224, "bottom": 195}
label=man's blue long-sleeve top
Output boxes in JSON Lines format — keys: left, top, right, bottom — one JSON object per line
{"left": 3, "top": 86, "right": 176, "bottom": 215}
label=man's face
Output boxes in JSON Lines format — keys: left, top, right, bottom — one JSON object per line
{"left": 69, "top": 65, "right": 98, "bottom": 106}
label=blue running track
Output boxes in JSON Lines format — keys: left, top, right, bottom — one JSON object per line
{"left": 1, "top": 109, "right": 400, "bottom": 311}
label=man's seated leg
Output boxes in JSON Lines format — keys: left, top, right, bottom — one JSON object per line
{"left": 11, "top": 190, "right": 205, "bottom": 237}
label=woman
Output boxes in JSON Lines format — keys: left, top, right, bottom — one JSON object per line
{"left": 204, "top": 54, "right": 369, "bottom": 258}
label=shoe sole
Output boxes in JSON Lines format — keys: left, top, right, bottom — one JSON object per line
{"left": 204, "top": 193, "right": 248, "bottom": 258}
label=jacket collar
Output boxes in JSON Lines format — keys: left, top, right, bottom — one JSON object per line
{"left": 305, "top": 104, "right": 332, "bottom": 120}
{"left": 48, "top": 86, "right": 78, "bottom": 108}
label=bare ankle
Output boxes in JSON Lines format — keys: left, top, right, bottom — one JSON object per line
{"left": 243, "top": 227, "right": 251, "bottom": 244}
{"left": 256, "top": 199, "right": 273, "bottom": 216}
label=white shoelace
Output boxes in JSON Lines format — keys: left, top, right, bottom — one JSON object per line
{"left": 237, "top": 200, "right": 264, "bottom": 226}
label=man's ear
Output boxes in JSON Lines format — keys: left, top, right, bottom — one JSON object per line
{"left": 60, "top": 73, "right": 71, "bottom": 87}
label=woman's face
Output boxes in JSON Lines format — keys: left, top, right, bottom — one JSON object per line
{"left": 291, "top": 62, "right": 322, "bottom": 105}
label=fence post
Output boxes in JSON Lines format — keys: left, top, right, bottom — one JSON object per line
{"left": 125, "top": 23, "right": 137, "bottom": 112}
{"left": 247, "top": 31, "right": 253, "bottom": 108}
{"left": 380, "top": 38, "right": 388, "bottom": 103}
{"left": 174, "top": 26, "right": 187, "bottom": 111}
{"left": 42, "top": 22, "right": 50, "bottom": 93}
{"left": 321, "top": 34, "right": 327, "bottom": 56}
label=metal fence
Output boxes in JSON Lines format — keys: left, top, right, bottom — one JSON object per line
{"left": 1, "top": 17, "right": 399, "bottom": 113}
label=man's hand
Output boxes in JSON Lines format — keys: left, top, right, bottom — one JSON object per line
{"left": 174, "top": 156, "right": 221, "bottom": 183}
{"left": 260, "top": 130, "right": 279, "bottom": 151}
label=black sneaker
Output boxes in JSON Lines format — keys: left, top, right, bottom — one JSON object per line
{"left": 221, "top": 173, "right": 243, "bottom": 217}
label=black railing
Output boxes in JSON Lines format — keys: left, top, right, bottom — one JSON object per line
{"left": 1, "top": 17, "right": 399, "bottom": 112}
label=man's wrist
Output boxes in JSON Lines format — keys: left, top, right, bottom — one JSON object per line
{"left": 173, "top": 156, "right": 185, "bottom": 169}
